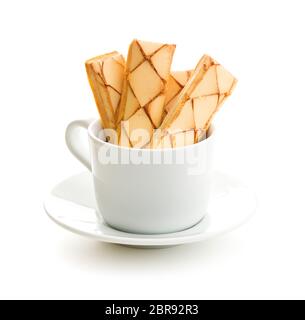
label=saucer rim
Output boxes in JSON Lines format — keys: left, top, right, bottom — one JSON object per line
{"left": 44, "top": 172, "right": 257, "bottom": 247}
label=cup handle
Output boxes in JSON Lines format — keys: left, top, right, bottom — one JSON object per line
{"left": 65, "top": 119, "right": 94, "bottom": 171}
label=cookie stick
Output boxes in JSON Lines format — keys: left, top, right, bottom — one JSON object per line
{"left": 116, "top": 40, "right": 175, "bottom": 148}
{"left": 85, "top": 52, "right": 125, "bottom": 130}
{"left": 164, "top": 70, "right": 193, "bottom": 113}
{"left": 160, "top": 55, "right": 237, "bottom": 142}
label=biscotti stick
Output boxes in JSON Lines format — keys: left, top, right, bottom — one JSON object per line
{"left": 164, "top": 70, "right": 192, "bottom": 113}
{"left": 149, "top": 129, "right": 196, "bottom": 149}
{"left": 150, "top": 99, "right": 196, "bottom": 149}
{"left": 171, "top": 130, "right": 195, "bottom": 148}
{"left": 86, "top": 52, "right": 125, "bottom": 129}
{"left": 160, "top": 55, "right": 237, "bottom": 142}
{"left": 116, "top": 40, "right": 175, "bottom": 147}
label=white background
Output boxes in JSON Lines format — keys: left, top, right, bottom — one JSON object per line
{"left": 0, "top": 0, "right": 304, "bottom": 300}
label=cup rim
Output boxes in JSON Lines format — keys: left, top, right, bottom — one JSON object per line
{"left": 88, "top": 119, "right": 214, "bottom": 152}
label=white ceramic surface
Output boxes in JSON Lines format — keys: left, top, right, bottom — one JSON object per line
{"left": 66, "top": 119, "right": 215, "bottom": 234}
{"left": 44, "top": 171, "right": 256, "bottom": 248}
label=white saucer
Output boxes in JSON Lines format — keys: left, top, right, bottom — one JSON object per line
{"left": 44, "top": 171, "right": 256, "bottom": 248}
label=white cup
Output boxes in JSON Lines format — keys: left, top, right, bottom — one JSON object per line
{"left": 66, "top": 119, "right": 214, "bottom": 234}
